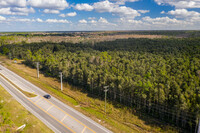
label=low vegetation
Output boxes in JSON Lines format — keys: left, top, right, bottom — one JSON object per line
{"left": 0, "top": 85, "right": 52, "bottom": 133}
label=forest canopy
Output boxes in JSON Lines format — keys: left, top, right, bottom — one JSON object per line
{"left": 0, "top": 38, "right": 200, "bottom": 130}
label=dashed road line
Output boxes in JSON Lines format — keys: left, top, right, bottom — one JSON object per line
{"left": 61, "top": 114, "right": 68, "bottom": 122}
{"left": 1, "top": 66, "right": 100, "bottom": 133}
{"left": 27, "top": 98, "right": 75, "bottom": 133}
{"left": 82, "top": 127, "right": 86, "bottom": 133}
{"left": 35, "top": 97, "right": 42, "bottom": 103}
{"left": 0, "top": 75, "right": 75, "bottom": 133}
{"left": 41, "top": 96, "right": 96, "bottom": 133}
{"left": 46, "top": 105, "right": 54, "bottom": 112}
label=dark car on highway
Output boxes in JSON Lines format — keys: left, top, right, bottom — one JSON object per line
{"left": 44, "top": 94, "right": 51, "bottom": 99}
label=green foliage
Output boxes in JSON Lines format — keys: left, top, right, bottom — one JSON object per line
{"left": 1, "top": 38, "right": 200, "bottom": 126}
{"left": 0, "top": 36, "right": 15, "bottom": 46}
{"left": 2, "top": 47, "right": 9, "bottom": 55}
{"left": 0, "top": 98, "right": 14, "bottom": 132}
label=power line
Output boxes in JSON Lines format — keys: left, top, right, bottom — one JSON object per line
{"left": 104, "top": 86, "right": 109, "bottom": 114}
{"left": 36, "top": 62, "right": 39, "bottom": 78}
{"left": 59, "top": 72, "right": 63, "bottom": 91}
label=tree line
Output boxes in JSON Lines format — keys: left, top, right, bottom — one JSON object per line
{"left": 1, "top": 38, "right": 200, "bottom": 132}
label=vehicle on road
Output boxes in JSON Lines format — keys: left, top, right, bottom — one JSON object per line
{"left": 44, "top": 94, "right": 51, "bottom": 99}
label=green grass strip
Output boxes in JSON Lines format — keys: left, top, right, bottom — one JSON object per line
{"left": 0, "top": 73, "right": 37, "bottom": 98}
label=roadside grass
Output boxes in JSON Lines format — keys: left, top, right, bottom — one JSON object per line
{"left": 0, "top": 73, "right": 36, "bottom": 98}
{"left": 0, "top": 85, "right": 53, "bottom": 133}
{"left": 0, "top": 56, "right": 178, "bottom": 133}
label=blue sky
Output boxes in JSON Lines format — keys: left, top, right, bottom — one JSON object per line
{"left": 0, "top": 0, "right": 200, "bottom": 31}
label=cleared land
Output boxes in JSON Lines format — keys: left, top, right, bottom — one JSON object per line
{"left": 0, "top": 33, "right": 164, "bottom": 45}
{"left": 16, "top": 34, "right": 164, "bottom": 43}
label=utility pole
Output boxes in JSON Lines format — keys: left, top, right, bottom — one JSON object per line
{"left": 36, "top": 62, "right": 39, "bottom": 78}
{"left": 104, "top": 86, "right": 109, "bottom": 114}
{"left": 9, "top": 53, "right": 11, "bottom": 60}
{"left": 59, "top": 72, "right": 63, "bottom": 91}
{"left": 91, "top": 77, "right": 93, "bottom": 93}
{"left": 196, "top": 118, "right": 200, "bottom": 133}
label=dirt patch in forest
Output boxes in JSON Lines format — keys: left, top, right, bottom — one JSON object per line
{"left": 11, "top": 34, "right": 164, "bottom": 44}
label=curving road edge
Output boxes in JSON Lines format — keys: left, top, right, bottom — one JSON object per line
{"left": 0, "top": 64, "right": 112, "bottom": 133}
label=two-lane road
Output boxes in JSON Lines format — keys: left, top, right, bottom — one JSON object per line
{"left": 0, "top": 64, "right": 112, "bottom": 133}
{"left": 0, "top": 76, "right": 71, "bottom": 133}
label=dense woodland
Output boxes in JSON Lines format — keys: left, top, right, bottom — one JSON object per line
{"left": 1, "top": 37, "right": 200, "bottom": 131}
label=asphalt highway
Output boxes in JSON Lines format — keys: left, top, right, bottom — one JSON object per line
{"left": 0, "top": 64, "right": 112, "bottom": 133}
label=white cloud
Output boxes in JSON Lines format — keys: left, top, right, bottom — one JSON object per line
{"left": 124, "top": 0, "right": 138, "bottom": 2}
{"left": 117, "top": 15, "right": 196, "bottom": 30}
{"left": 0, "top": 8, "right": 15, "bottom": 15}
{"left": 74, "top": 0, "right": 140, "bottom": 19}
{"left": 87, "top": 17, "right": 115, "bottom": 26}
{"left": 0, "top": 0, "right": 26, "bottom": 7}
{"left": 0, "top": 0, "right": 35, "bottom": 16}
{"left": 0, "top": 15, "right": 6, "bottom": 21}
{"left": 166, "top": 9, "right": 200, "bottom": 25}
{"left": 13, "top": 18, "right": 34, "bottom": 22}
{"left": 142, "top": 16, "right": 190, "bottom": 25}
{"left": 59, "top": 14, "right": 65, "bottom": 17}
{"left": 76, "top": 17, "right": 117, "bottom": 31}
{"left": 88, "top": 17, "right": 96, "bottom": 20}
{"left": 17, "top": 18, "right": 33, "bottom": 22}
{"left": 95, "top": 17, "right": 116, "bottom": 26}
{"left": 0, "top": 17, "right": 70, "bottom": 24}
{"left": 27, "top": 0, "right": 69, "bottom": 10}
{"left": 114, "top": 0, "right": 139, "bottom": 5}
{"left": 127, "top": 19, "right": 142, "bottom": 24}
{"left": 138, "top": 10, "right": 149, "bottom": 13}
{"left": 74, "top": 1, "right": 140, "bottom": 19}
{"left": 98, "top": 17, "right": 108, "bottom": 23}
{"left": 154, "top": 0, "right": 200, "bottom": 8}
{"left": 93, "top": 0, "right": 140, "bottom": 19}
{"left": 168, "top": 9, "right": 200, "bottom": 18}
{"left": 114, "top": 6, "right": 140, "bottom": 18}
{"left": 161, "top": 11, "right": 165, "bottom": 14}
{"left": 36, "top": 18, "right": 43, "bottom": 22}
{"left": 89, "top": 20, "right": 97, "bottom": 24}
{"left": 119, "top": 17, "right": 142, "bottom": 24}
{"left": 59, "top": 12, "right": 77, "bottom": 17}
{"left": 6, "top": 17, "right": 43, "bottom": 23}
{"left": 6, "top": 17, "right": 68, "bottom": 23}
{"left": 66, "top": 12, "right": 77, "bottom": 17}
{"left": 46, "top": 19, "right": 69, "bottom": 23}
{"left": 11, "top": 7, "right": 35, "bottom": 13}
{"left": 79, "top": 19, "right": 87, "bottom": 24}
{"left": 93, "top": 1, "right": 114, "bottom": 13}
{"left": 0, "top": 7, "right": 34, "bottom": 15}
{"left": 43, "top": 9, "right": 59, "bottom": 14}
{"left": 74, "top": 3, "right": 94, "bottom": 11}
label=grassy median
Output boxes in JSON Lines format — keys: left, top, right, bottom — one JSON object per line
{"left": 0, "top": 56, "right": 178, "bottom": 133}
{"left": 0, "top": 73, "right": 36, "bottom": 98}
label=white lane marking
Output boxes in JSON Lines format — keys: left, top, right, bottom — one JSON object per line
{"left": 46, "top": 105, "right": 54, "bottom": 112}
{"left": 35, "top": 97, "right": 42, "bottom": 103}
{"left": 82, "top": 127, "right": 86, "bottom": 133}
{"left": 41, "top": 96, "right": 95, "bottom": 133}
{"left": 0, "top": 77, "right": 61, "bottom": 133}
{"left": 61, "top": 114, "right": 68, "bottom": 122}
{"left": 0, "top": 64, "right": 112, "bottom": 133}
